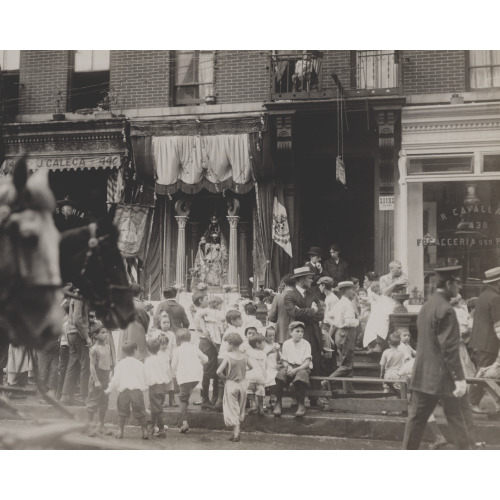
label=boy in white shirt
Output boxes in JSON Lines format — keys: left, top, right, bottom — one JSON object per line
{"left": 105, "top": 341, "right": 148, "bottom": 440}
{"left": 144, "top": 339, "right": 171, "bottom": 438}
{"left": 273, "top": 321, "right": 312, "bottom": 418}
{"left": 171, "top": 329, "right": 208, "bottom": 434}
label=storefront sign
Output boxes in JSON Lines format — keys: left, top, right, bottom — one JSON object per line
{"left": 379, "top": 195, "right": 394, "bottom": 211}
{"left": 4, "top": 155, "right": 121, "bottom": 172}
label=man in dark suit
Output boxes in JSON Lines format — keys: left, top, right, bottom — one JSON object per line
{"left": 268, "top": 274, "right": 296, "bottom": 344}
{"left": 283, "top": 267, "right": 324, "bottom": 408}
{"left": 468, "top": 266, "right": 500, "bottom": 413}
{"left": 153, "top": 286, "right": 190, "bottom": 333}
{"left": 402, "top": 266, "right": 473, "bottom": 449}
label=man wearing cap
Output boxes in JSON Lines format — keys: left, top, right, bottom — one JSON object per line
{"left": 468, "top": 267, "right": 500, "bottom": 414}
{"left": 268, "top": 274, "right": 296, "bottom": 344}
{"left": 323, "top": 244, "right": 349, "bottom": 285}
{"left": 322, "top": 281, "right": 359, "bottom": 393}
{"left": 304, "top": 247, "right": 324, "bottom": 279}
{"left": 284, "top": 267, "right": 324, "bottom": 404}
{"left": 402, "top": 266, "right": 473, "bottom": 449}
{"left": 318, "top": 276, "right": 339, "bottom": 333}
{"left": 154, "top": 286, "right": 190, "bottom": 334}
{"left": 274, "top": 321, "right": 313, "bottom": 417}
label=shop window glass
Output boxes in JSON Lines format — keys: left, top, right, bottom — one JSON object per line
{"left": 408, "top": 156, "right": 473, "bottom": 175}
{"left": 483, "top": 155, "right": 500, "bottom": 173}
{"left": 408, "top": 180, "right": 500, "bottom": 300}
{"left": 175, "top": 50, "right": 214, "bottom": 105}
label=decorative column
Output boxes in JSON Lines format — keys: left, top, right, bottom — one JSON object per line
{"left": 227, "top": 215, "right": 240, "bottom": 288}
{"left": 188, "top": 222, "right": 200, "bottom": 291}
{"left": 174, "top": 199, "right": 191, "bottom": 288}
{"left": 238, "top": 222, "right": 249, "bottom": 296}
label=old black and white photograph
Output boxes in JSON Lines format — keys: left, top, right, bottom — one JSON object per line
{"left": 0, "top": 3, "right": 498, "bottom": 498}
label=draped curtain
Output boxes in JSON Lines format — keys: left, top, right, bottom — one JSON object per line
{"left": 152, "top": 134, "right": 254, "bottom": 195}
{"left": 357, "top": 51, "right": 397, "bottom": 89}
{"left": 470, "top": 50, "right": 500, "bottom": 89}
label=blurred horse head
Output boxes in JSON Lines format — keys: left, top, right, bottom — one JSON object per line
{"left": 59, "top": 209, "right": 135, "bottom": 330}
{"left": 0, "top": 156, "right": 62, "bottom": 348}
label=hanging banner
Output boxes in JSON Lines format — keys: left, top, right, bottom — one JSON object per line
{"left": 336, "top": 156, "right": 346, "bottom": 186}
{"left": 272, "top": 196, "right": 293, "bottom": 257}
{"left": 113, "top": 205, "right": 150, "bottom": 258}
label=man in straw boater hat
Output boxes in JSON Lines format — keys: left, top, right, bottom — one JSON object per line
{"left": 283, "top": 267, "right": 324, "bottom": 408}
{"left": 402, "top": 266, "right": 474, "bottom": 449}
{"left": 468, "top": 266, "right": 500, "bottom": 414}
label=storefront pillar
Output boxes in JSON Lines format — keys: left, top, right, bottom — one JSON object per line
{"left": 174, "top": 216, "right": 189, "bottom": 288}
{"left": 227, "top": 215, "right": 240, "bottom": 288}
{"left": 395, "top": 151, "right": 408, "bottom": 274}
{"left": 238, "top": 221, "right": 250, "bottom": 296}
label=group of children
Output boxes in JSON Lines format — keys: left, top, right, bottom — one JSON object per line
{"left": 84, "top": 293, "right": 286, "bottom": 442}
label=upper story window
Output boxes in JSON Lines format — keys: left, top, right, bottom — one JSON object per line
{"left": 0, "top": 50, "right": 20, "bottom": 119}
{"left": 174, "top": 51, "right": 214, "bottom": 106}
{"left": 70, "top": 50, "right": 110, "bottom": 112}
{"left": 352, "top": 50, "right": 399, "bottom": 94}
{"left": 469, "top": 50, "right": 500, "bottom": 89}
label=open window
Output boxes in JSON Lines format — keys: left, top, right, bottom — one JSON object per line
{"left": 174, "top": 50, "right": 214, "bottom": 106}
{"left": 70, "top": 50, "right": 110, "bottom": 111}
{"left": 0, "top": 50, "right": 20, "bottom": 119}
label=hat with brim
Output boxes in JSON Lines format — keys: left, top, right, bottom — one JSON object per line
{"left": 484, "top": 266, "right": 500, "bottom": 283}
{"left": 293, "top": 266, "right": 315, "bottom": 279}
{"left": 434, "top": 265, "right": 462, "bottom": 282}
{"left": 306, "top": 246, "right": 322, "bottom": 257}
{"left": 317, "top": 276, "right": 334, "bottom": 286}
{"left": 289, "top": 321, "right": 305, "bottom": 331}
{"left": 337, "top": 281, "right": 355, "bottom": 290}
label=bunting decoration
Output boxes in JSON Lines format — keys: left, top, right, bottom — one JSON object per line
{"left": 272, "top": 195, "right": 293, "bottom": 258}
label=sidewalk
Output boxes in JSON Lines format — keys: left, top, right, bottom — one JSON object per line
{"left": 2, "top": 388, "right": 499, "bottom": 446}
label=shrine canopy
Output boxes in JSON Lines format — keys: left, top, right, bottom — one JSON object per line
{"left": 152, "top": 134, "right": 254, "bottom": 195}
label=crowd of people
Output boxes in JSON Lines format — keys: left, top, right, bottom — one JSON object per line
{"left": 2, "top": 242, "right": 500, "bottom": 447}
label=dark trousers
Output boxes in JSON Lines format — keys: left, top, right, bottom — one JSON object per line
{"left": 199, "top": 338, "right": 219, "bottom": 402}
{"left": 149, "top": 383, "right": 167, "bottom": 429}
{"left": 469, "top": 349, "right": 498, "bottom": 406}
{"left": 56, "top": 345, "right": 70, "bottom": 399}
{"left": 86, "top": 368, "right": 110, "bottom": 416}
{"left": 37, "top": 341, "right": 59, "bottom": 392}
{"left": 117, "top": 389, "right": 147, "bottom": 425}
{"left": 179, "top": 381, "right": 198, "bottom": 420}
{"left": 329, "top": 327, "right": 357, "bottom": 391}
{"left": 402, "top": 390, "right": 473, "bottom": 450}
{"left": 0, "top": 342, "right": 9, "bottom": 384}
{"left": 62, "top": 333, "right": 90, "bottom": 399}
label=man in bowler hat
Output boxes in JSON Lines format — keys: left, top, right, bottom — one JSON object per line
{"left": 402, "top": 266, "right": 473, "bottom": 449}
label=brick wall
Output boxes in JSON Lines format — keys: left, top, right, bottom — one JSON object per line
{"left": 322, "top": 51, "right": 352, "bottom": 90}
{"left": 110, "top": 51, "right": 171, "bottom": 110}
{"left": 402, "top": 50, "right": 466, "bottom": 94}
{"left": 19, "top": 51, "right": 70, "bottom": 114}
{"left": 216, "top": 51, "right": 269, "bottom": 104}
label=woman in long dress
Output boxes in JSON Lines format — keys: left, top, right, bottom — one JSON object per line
{"left": 7, "top": 344, "right": 32, "bottom": 388}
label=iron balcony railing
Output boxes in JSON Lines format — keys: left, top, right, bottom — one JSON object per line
{"left": 270, "top": 51, "right": 332, "bottom": 101}
{"left": 350, "top": 50, "right": 400, "bottom": 96}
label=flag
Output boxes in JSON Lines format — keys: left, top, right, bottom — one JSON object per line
{"left": 272, "top": 195, "right": 293, "bottom": 257}
{"left": 113, "top": 204, "right": 150, "bottom": 258}
{"left": 336, "top": 156, "right": 346, "bottom": 186}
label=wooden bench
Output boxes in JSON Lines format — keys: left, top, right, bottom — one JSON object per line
{"left": 306, "top": 376, "right": 409, "bottom": 416}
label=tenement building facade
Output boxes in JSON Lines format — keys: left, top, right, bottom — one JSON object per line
{"left": 1, "top": 50, "right": 499, "bottom": 300}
